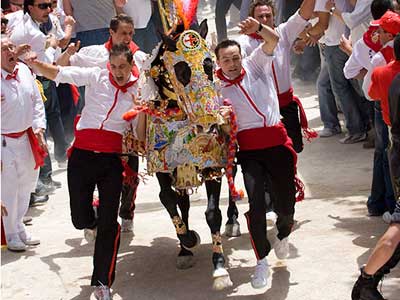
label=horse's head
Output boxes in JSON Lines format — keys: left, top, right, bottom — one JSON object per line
{"left": 155, "top": 20, "right": 220, "bottom": 128}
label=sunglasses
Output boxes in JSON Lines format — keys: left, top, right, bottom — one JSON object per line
{"left": 1, "top": 18, "right": 9, "bottom": 25}
{"left": 34, "top": 3, "right": 52, "bottom": 9}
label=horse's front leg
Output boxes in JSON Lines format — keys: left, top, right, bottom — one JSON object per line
{"left": 205, "top": 178, "right": 233, "bottom": 290}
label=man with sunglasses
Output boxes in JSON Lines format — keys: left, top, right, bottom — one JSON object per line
{"left": 10, "top": 0, "right": 73, "bottom": 202}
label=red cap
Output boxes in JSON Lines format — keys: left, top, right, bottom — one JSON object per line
{"left": 371, "top": 11, "right": 400, "bottom": 35}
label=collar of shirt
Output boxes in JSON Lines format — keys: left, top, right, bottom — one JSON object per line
{"left": 1, "top": 64, "right": 19, "bottom": 81}
{"left": 108, "top": 72, "right": 137, "bottom": 93}
{"left": 216, "top": 68, "right": 246, "bottom": 87}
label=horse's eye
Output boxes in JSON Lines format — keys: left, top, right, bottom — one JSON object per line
{"left": 203, "top": 58, "right": 214, "bottom": 81}
{"left": 174, "top": 61, "right": 191, "bottom": 86}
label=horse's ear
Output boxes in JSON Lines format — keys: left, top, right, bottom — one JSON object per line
{"left": 198, "top": 19, "right": 208, "bottom": 39}
{"left": 161, "top": 33, "right": 178, "bottom": 52}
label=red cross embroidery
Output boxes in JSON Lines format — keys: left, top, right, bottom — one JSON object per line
{"left": 184, "top": 34, "right": 198, "bottom": 48}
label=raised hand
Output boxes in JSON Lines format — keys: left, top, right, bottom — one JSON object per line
{"left": 238, "top": 17, "right": 260, "bottom": 35}
{"left": 66, "top": 40, "right": 81, "bottom": 56}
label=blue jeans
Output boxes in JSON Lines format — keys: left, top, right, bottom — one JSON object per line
{"left": 322, "top": 45, "right": 367, "bottom": 135}
{"left": 367, "top": 102, "right": 396, "bottom": 214}
{"left": 75, "top": 28, "right": 110, "bottom": 48}
{"left": 317, "top": 45, "right": 340, "bottom": 130}
{"left": 215, "top": 0, "right": 242, "bottom": 43}
{"left": 133, "top": 15, "right": 160, "bottom": 54}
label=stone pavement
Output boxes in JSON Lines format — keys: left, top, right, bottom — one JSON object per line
{"left": 2, "top": 1, "right": 399, "bottom": 299}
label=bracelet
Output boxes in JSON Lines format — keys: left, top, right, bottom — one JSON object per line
{"left": 256, "top": 22, "right": 263, "bottom": 33}
{"left": 330, "top": 6, "right": 336, "bottom": 15}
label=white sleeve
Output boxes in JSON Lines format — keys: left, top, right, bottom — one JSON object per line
{"left": 243, "top": 44, "right": 274, "bottom": 81}
{"left": 69, "top": 46, "right": 107, "bottom": 68}
{"left": 277, "top": 12, "right": 309, "bottom": 47}
{"left": 237, "top": 35, "right": 252, "bottom": 57}
{"left": 54, "top": 66, "right": 101, "bottom": 87}
{"left": 31, "top": 80, "right": 47, "bottom": 130}
{"left": 50, "top": 14, "right": 65, "bottom": 40}
{"left": 133, "top": 50, "right": 148, "bottom": 71}
{"left": 342, "top": 0, "right": 372, "bottom": 30}
{"left": 362, "top": 53, "right": 386, "bottom": 99}
{"left": 314, "top": 0, "right": 328, "bottom": 12}
{"left": 343, "top": 41, "right": 364, "bottom": 79}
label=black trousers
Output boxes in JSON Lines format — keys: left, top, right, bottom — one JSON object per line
{"left": 281, "top": 101, "right": 303, "bottom": 153}
{"left": 238, "top": 145, "right": 296, "bottom": 260}
{"left": 68, "top": 148, "right": 123, "bottom": 287}
{"left": 119, "top": 155, "right": 139, "bottom": 220}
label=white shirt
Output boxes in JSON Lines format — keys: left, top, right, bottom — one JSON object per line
{"left": 342, "top": 0, "right": 372, "bottom": 42}
{"left": 10, "top": 13, "right": 65, "bottom": 65}
{"left": 1, "top": 63, "right": 46, "bottom": 134}
{"left": 54, "top": 66, "right": 139, "bottom": 135}
{"left": 69, "top": 44, "right": 147, "bottom": 71}
{"left": 238, "top": 12, "right": 309, "bottom": 94}
{"left": 122, "top": 0, "right": 152, "bottom": 29}
{"left": 314, "top": 0, "right": 351, "bottom": 46}
{"left": 219, "top": 46, "right": 279, "bottom": 132}
{"left": 344, "top": 38, "right": 376, "bottom": 79}
{"left": 362, "top": 40, "right": 394, "bottom": 99}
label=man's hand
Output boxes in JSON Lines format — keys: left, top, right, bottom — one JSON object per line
{"left": 64, "top": 15, "right": 76, "bottom": 27}
{"left": 293, "top": 39, "right": 307, "bottom": 54}
{"left": 238, "top": 17, "right": 260, "bottom": 35}
{"left": 47, "top": 35, "right": 59, "bottom": 49}
{"left": 219, "top": 105, "right": 232, "bottom": 122}
{"left": 304, "top": 32, "right": 321, "bottom": 47}
{"left": 34, "top": 128, "right": 48, "bottom": 152}
{"left": 66, "top": 40, "right": 81, "bottom": 56}
{"left": 339, "top": 34, "right": 352, "bottom": 56}
{"left": 15, "top": 44, "right": 31, "bottom": 58}
{"left": 23, "top": 51, "right": 39, "bottom": 67}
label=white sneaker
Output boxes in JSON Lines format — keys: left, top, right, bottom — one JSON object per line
{"left": 7, "top": 235, "right": 26, "bottom": 252}
{"left": 251, "top": 258, "right": 269, "bottom": 289}
{"left": 266, "top": 211, "right": 277, "bottom": 226}
{"left": 121, "top": 218, "right": 133, "bottom": 233}
{"left": 94, "top": 285, "right": 111, "bottom": 300}
{"left": 274, "top": 237, "right": 289, "bottom": 260}
{"left": 84, "top": 228, "right": 97, "bottom": 243}
{"left": 19, "top": 231, "right": 40, "bottom": 246}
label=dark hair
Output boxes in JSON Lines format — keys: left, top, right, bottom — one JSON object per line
{"left": 214, "top": 40, "right": 241, "bottom": 59}
{"left": 370, "top": 0, "right": 394, "bottom": 20}
{"left": 1, "top": 0, "right": 11, "bottom": 11}
{"left": 249, "top": 0, "right": 275, "bottom": 18}
{"left": 394, "top": 34, "right": 400, "bottom": 60}
{"left": 109, "top": 43, "right": 133, "bottom": 64}
{"left": 24, "top": 0, "right": 34, "bottom": 14}
{"left": 109, "top": 14, "right": 133, "bottom": 32}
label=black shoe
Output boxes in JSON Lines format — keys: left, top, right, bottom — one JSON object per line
{"left": 29, "top": 193, "right": 49, "bottom": 207}
{"left": 352, "top": 268, "right": 384, "bottom": 300}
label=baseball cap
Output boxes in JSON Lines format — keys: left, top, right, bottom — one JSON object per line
{"left": 371, "top": 11, "right": 400, "bottom": 35}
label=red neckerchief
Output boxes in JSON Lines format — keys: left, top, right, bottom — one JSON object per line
{"left": 108, "top": 71, "right": 136, "bottom": 93}
{"left": 248, "top": 33, "right": 263, "bottom": 40}
{"left": 5, "top": 68, "right": 19, "bottom": 81}
{"left": 215, "top": 68, "right": 246, "bottom": 87}
{"left": 104, "top": 38, "right": 140, "bottom": 78}
{"left": 381, "top": 45, "right": 395, "bottom": 64}
{"left": 363, "top": 26, "right": 382, "bottom": 53}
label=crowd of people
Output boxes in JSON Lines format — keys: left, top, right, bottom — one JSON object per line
{"left": 1, "top": 0, "right": 399, "bottom": 300}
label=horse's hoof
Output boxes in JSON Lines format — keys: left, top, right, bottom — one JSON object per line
{"left": 224, "top": 222, "right": 241, "bottom": 237}
{"left": 180, "top": 230, "right": 201, "bottom": 250}
{"left": 212, "top": 268, "right": 233, "bottom": 290}
{"left": 176, "top": 255, "right": 195, "bottom": 269}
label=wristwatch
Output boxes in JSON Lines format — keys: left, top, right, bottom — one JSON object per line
{"left": 256, "top": 22, "right": 263, "bottom": 33}
{"left": 330, "top": 6, "right": 336, "bottom": 15}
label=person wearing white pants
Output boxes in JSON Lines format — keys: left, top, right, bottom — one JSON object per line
{"left": 1, "top": 37, "right": 47, "bottom": 252}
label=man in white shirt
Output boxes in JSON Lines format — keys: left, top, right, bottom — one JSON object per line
{"left": 10, "top": 0, "right": 71, "bottom": 197}
{"left": 216, "top": 17, "right": 301, "bottom": 289}
{"left": 1, "top": 37, "right": 46, "bottom": 252}
{"left": 25, "top": 43, "right": 146, "bottom": 300}
{"left": 57, "top": 14, "right": 147, "bottom": 233}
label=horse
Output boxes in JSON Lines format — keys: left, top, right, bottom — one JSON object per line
{"left": 141, "top": 19, "right": 233, "bottom": 290}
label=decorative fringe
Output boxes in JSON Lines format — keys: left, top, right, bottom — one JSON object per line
{"left": 224, "top": 99, "right": 244, "bottom": 201}
{"left": 122, "top": 106, "right": 149, "bottom": 121}
{"left": 294, "top": 175, "right": 305, "bottom": 202}
{"left": 303, "top": 128, "right": 318, "bottom": 142}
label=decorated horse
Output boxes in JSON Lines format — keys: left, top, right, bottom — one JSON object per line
{"left": 124, "top": 1, "right": 243, "bottom": 290}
